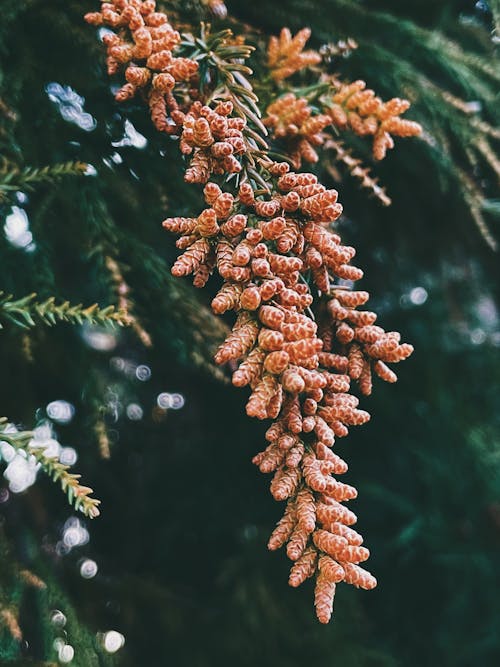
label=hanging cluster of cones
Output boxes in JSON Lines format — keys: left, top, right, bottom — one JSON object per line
{"left": 85, "top": 0, "right": 200, "bottom": 135}
{"left": 164, "top": 163, "right": 413, "bottom": 622}
{"left": 268, "top": 28, "right": 322, "bottom": 82}
{"left": 327, "top": 80, "right": 422, "bottom": 160}
{"left": 264, "top": 94, "right": 331, "bottom": 168}
{"left": 265, "top": 33, "right": 421, "bottom": 164}
{"left": 86, "top": 0, "right": 416, "bottom": 623}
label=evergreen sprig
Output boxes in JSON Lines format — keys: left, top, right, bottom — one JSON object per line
{"left": 28, "top": 447, "right": 101, "bottom": 518}
{"left": 0, "top": 291, "right": 130, "bottom": 330}
{"left": 0, "top": 418, "right": 101, "bottom": 518}
{"left": 0, "top": 160, "right": 88, "bottom": 200}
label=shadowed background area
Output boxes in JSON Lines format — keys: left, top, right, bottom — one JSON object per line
{"left": 0, "top": 1, "right": 499, "bottom": 665}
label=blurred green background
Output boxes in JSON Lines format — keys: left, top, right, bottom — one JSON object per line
{"left": 0, "top": 1, "right": 499, "bottom": 665}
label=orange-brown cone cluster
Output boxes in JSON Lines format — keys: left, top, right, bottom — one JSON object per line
{"left": 179, "top": 100, "right": 246, "bottom": 183}
{"left": 268, "top": 28, "right": 322, "bottom": 81}
{"left": 328, "top": 80, "right": 422, "bottom": 160}
{"left": 85, "top": 0, "right": 199, "bottom": 134}
{"left": 89, "top": 3, "right": 416, "bottom": 624}
{"left": 322, "top": 289, "right": 414, "bottom": 396}
{"left": 85, "top": 2, "right": 247, "bottom": 183}
{"left": 163, "top": 160, "right": 413, "bottom": 622}
{"left": 264, "top": 94, "right": 331, "bottom": 168}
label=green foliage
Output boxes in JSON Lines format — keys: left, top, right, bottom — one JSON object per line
{"left": 0, "top": 524, "right": 113, "bottom": 665}
{"left": 0, "top": 160, "right": 88, "bottom": 202}
{"left": 0, "top": 292, "right": 129, "bottom": 330}
{"left": 0, "top": 418, "right": 101, "bottom": 518}
{"left": 180, "top": 24, "right": 272, "bottom": 191}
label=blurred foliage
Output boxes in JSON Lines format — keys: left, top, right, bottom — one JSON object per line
{"left": 0, "top": 293, "right": 129, "bottom": 330}
{"left": 0, "top": 0, "right": 498, "bottom": 666}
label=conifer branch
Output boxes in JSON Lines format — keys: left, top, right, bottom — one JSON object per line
{"left": 0, "top": 607, "right": 22, "bottom": 642}
{"left": 104, "top": 256, "right": 153, "bottom": 347}
{"left": 0, "top": 418, "right": 101, "bottom": 518}
{"left": 28, "top": 448, "right": 101, "bottom": 518}
{"left": 323, "top": 138, "right": 392, "bottom": 206}
{"left": 0, "top": 292, "right": 130, "bottom": 330}
{"left": 0, "top": 160, "right": 88, "bottom": 200}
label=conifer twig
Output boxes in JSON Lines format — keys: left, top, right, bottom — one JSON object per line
{"left": 323, "top": 139, "right": 392, "bottom": 206}
{"left": 0, "top": 418, "right": 101, "bottom": 518}
{"left": 0, "top": 292, "right": 130, "bottom": 330}
{"left": 0, "top": 160, "right": 88, "bottom": 200}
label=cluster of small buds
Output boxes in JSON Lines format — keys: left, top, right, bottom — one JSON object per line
{"left": 178, "top": 100, "right": 246, "bottom": 183}
{"left": 268, "top": 28, "right": 322, "bottom": 81}
{"left": 327, "top": 80, "right": 422, "bottom": 160}
{"left": 162, "top": 161, "right": 410, "bottom": 622}
{"left": 90, "top": 4, "right": 416, "bottom": 624}
{"left": 84, "top": 0, "right": 199, "bottom": 134}
{"left": 277, "top": 170, "right": 365, "bottom": 296}
{"left": 322, "top": 288, "right": 414, "bottom": 396}
{"left": 264, "top": 94, "right": 331, "bottom": 168}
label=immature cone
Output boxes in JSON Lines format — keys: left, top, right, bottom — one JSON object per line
{"left": 314, "top": 572, "right": 336, "bottom": 624}
{"left": 268, "top": 28, "right": 321, "bottom": 81}
{"left": 328, "top": 80, "right": 422, "bottom": 160}
{"left": 85, "top": 1, "right": 199, "bottom": 136}
{"left": 264, "top": 94, "right": 331, "bottom": 168}
{"left": 289, "top": 547, "right": 318, "bottom": 587}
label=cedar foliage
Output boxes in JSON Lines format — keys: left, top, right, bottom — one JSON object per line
{"left": 0, "top": 1, "right": 499, "bottom": 665}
